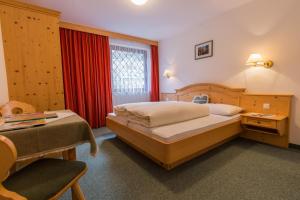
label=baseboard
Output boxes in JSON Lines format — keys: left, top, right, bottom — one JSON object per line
{"left": 289, "top": 143, "right": 300, "bottom": 150}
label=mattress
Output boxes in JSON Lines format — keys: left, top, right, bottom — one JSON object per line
{"left": 108, "top": 113, "right": 241, "bottom": 143}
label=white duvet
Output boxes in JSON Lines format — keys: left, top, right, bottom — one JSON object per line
{"left": 114, "top": 101, "right": 209, "bottom": 128}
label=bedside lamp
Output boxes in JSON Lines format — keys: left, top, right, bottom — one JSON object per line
{"left": 163, "top": 70, "right": 173, "bottom": 79}
{"left": 246, "top": 53, "right": 273, "bottom": 68}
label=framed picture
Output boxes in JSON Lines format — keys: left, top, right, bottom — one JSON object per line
{"left": 195, "top": 40, "right": 213, "bottom": 60}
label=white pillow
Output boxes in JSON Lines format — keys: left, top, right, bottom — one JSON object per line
{"left": 207, "top": 103, "right": 243, "bottom": 116}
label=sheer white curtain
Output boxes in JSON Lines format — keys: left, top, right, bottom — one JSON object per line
{"left": 110, "top": 39, "right": 151, "bottom": 106}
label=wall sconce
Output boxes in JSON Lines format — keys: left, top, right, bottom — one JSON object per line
{"left": 246, "top": 53, "right": 273, "bottom": 68}
{"left": 163, "top": 70, "right": 173, "bottom": 79}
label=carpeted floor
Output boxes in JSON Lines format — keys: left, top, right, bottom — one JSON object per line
{"left": 61, "top": 133, "right": 300, "bottom": 200}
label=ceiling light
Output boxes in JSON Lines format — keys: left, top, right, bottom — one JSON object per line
{"left": 131, "top": 0, "right": 148, "bottom": 6}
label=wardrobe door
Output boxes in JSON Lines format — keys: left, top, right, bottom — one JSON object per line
{"left": 0, "top": 1, "right": 65, "bottom": 111}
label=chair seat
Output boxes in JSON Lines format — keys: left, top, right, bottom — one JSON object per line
{"left": 3, "top": 158, "right": 86, "bottom": 200}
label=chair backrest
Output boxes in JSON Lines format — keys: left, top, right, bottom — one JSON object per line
{"left": 0, "top": 101, "right": 36, "bottom": 117}
{"left": 0, "top": 136, "right": 17, "bottom": 183}
{"left": 0, "top": 136, "right": 29, "bottom": 199}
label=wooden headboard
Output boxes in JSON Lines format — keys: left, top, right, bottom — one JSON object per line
{"left": 161, "top": 83, "right": 246, "bottom": 106}
{"left": 160, "top": 83, "right": 293, "bottom": 116}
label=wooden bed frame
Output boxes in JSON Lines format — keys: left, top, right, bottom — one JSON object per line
{"left": 107, "top": 83, "right": 245, "bottom": 170}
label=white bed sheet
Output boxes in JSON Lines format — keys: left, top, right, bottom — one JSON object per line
{"left": 108, "top": 113, "right": 241, "bottom": 143}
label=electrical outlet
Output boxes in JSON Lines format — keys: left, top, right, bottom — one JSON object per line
{"left": 263, "top": 103, "right": 270, "bottom": 110}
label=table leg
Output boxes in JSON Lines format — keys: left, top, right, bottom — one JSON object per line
{"left": 62, "top": 148, "right": 77, "bottom": 161}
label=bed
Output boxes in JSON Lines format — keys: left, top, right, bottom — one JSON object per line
{"left": 106, "top": 83, "right": 246, "bottom": 169}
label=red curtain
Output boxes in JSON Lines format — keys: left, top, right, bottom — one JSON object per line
{"left": 150, "top": 45, "right": 160, "bottom": 102}
{"left": 60, "top": 28, "right": 112, "bottom": 128}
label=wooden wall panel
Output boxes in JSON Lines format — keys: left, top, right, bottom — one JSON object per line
{"left": 240, "top": 94, "right": 292, "bottom": 116}
{"left": 0, "top": 2, "right": 64, "bottom": 111}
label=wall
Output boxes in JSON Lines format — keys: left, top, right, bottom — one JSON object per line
{"left": 159, "top": 0, "right": 300, "bottom": 144}
{"left": 0, "top": 19, "right": 9, "bottom": 106}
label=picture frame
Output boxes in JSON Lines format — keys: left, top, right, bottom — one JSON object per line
{"left": 195, "top": 40, "right": 213, "bottom": 60}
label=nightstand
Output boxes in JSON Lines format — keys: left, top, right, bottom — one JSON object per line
{"left": 240, "top": 113, "right": 289, "bottom": 148}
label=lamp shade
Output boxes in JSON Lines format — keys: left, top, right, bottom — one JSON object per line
{"left": 246, "top": 53, "right": 264, "bottom": 66}
{"left": 163, "top": 70, "right": 172, "bottom": 78}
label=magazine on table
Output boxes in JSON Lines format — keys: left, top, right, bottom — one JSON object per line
{"left": 0, "top": 112, "right": 59, "bottom": 132}
{"left": 3, "top": 112, "right": 58, "bottom": 123}
{"left": 0, "top": 119, "right": 47, "bottom": 132}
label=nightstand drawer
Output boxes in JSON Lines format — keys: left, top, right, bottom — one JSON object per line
{"left": 243, "top": 118, "right": 277, "bottom": 129}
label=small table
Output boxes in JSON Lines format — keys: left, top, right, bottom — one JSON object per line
{"left": 0, "top": 111, "right": 98, "bottom": 161}
{"left": 240, "top": 113, "right": 289, "bottom": 148}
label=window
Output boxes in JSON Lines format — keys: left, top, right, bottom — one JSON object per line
{"left": 110, "top": 41, "right": 151, "bottom": 105}
{"left": 111, "top": 45, "right": 149, "bottom": 94}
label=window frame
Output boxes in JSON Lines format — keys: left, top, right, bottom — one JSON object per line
{"left": 110, "top": 43, "right": 151, "bottom": 95}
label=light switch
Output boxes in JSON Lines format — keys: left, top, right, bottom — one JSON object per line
{"left": 263, "top": 103, "right": 270, "bottom": 110}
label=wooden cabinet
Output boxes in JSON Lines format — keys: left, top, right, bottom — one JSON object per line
{"left": 241, "top": 113, "right": 289, "bottom": 148}
{"left": 0, "top": 0, "right": 64, "bottom": 111}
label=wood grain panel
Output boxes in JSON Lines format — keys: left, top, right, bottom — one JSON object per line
{"left": 161, "top": 83, "right": 246, "bottom": 106}
{"left": 240, "top": 94, "right": 292, "bottom": 116}
{"left": 0, "top": 1, "right": 64, "bottom": 111}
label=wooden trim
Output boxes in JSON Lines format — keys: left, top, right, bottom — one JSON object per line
{"left": 59, "top": 21, "right": 159, "bottom": 46}
{"left": 0, "top": 0, "right": 60, "bottom": 16}
{"left": 243, "top": 93, "right": 293, "bottom": 97}
{"left": 175, "top": 83, "right": 246, "bottom": 93}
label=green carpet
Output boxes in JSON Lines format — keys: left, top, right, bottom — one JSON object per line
{"left": 60, "top": 133, "right": 300, "bottom": 200}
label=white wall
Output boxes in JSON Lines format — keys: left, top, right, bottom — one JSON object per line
{"left": 159, "top": 0, "right": 300, "bottom": 144}
{"left": 0, "top": 20, "right": 9, "bottom": 106}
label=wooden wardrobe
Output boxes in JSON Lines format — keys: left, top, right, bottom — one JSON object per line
{"left": 0, "top": 0, "right": 64, "bottom": 111}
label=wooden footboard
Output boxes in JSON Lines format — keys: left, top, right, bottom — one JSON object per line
{"left": 106, "top": 118, "right": 242, "bottom": 170}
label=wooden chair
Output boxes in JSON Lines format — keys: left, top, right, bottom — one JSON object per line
{"left": 0, "top": 101, "right": 36, "bottom": 117}
{"left": 0, "top": 135, "right": 87, "bottom": 200}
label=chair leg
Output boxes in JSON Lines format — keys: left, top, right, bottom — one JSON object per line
{"left": 71, "top": 183, "right": 85, "bottom": 200}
